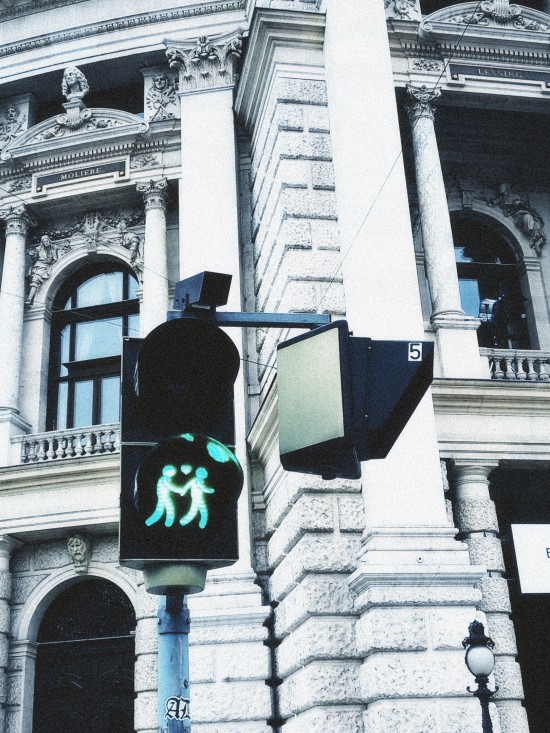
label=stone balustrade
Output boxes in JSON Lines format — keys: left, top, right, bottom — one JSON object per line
{"left": 481, "top": 348, "right": 550, "bottom": 381}
{"left": 13, "top": 423, "right": 119, "bottom": 463}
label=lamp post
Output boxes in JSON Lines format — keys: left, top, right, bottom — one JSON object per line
{"left": 463, "top": 620, "right": 498, "bottom": 733}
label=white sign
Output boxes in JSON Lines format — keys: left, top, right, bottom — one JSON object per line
{"left": 512, "top": 524, "right": 550, "bottom": 593}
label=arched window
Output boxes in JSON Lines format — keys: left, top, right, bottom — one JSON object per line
{"left": 48, "top": 264, "right": 139, "bottom": 430}
{"left": 33, "top": 578, "right": 136, "bottom": 733}
{"left": 452, "top": 217, "right": 530, "bottom": 349}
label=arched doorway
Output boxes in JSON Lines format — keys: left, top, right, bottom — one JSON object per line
{"left": 32, "top": 577, "right": 136, "bottom": 733}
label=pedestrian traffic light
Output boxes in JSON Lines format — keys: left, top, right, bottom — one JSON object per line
{"left": 277, "top": 320, "right": 434, "bottom": 479}
{"left": 119, "top": 314, "right": 244, "bottom": 571}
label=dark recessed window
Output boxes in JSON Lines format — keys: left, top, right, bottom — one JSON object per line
{"left": 453, "top": 218, "right": 530, "bottom": 349}
{"left": 48, "top": 265, "right": 139, "bottom": 431}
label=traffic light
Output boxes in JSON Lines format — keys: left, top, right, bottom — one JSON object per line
{"left": 277, "top": 320, "right": 434, "bottom": 479}
{"left": 119, "top": 315, "right": 244, "bottom": 570}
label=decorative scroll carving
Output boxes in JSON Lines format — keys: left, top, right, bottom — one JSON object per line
{"left": 421, "top": 0, "right": 550, "bottom": 32}
{"left": 411, "top": 58, "right": 444, "bottom": 72}
{"left": 67, "top": 533, "right": 91, "bottom": 574}
{"left": 26, "top": 236, "right": 70, "bottom": 305}
{"left": 0, "top": 104, "right": 25, "bottom": 151}
{"left": 145, "top": 72, "right": 177, "bottom": 121}
{"left": 166, "top": 34, "right": 243, "bottom": 93}
{"left": 130, "top": 153, "right": 160, "bottom": 169}
{"left": 9, "top": 174, "right": 32, "bottom": 193}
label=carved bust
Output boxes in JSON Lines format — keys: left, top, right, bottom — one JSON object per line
{"left": 67, "top": 533, "right": 91, "bottom": 573}
{"left": 62, "top": 66, "right": 89, "bottom": 102}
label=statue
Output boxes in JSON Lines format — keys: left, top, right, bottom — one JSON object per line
{"left": 61, "top": 66, "right": 89, "bottom": 102}
{"left": 123, "top": 231, "right": 144, "bottom": 280}
{"left": 492, "top": 183, "right": 546, "bottom": 255}
{"left": 145, "top": 72, "right": 177, "bottom": 121}
{"left": 67, "top": 533, "right": 91, "bottom": 573}
{"left": 0, "top": 104, "right": 25, "bottom": 149}
{"left": 26, "top": 235, "right": 68, "bottom": 305}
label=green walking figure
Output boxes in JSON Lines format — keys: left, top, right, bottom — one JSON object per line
{"left": 179, "top": 467, "right": 215, "bottom": 529}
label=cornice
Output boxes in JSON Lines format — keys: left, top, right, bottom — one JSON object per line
{"left": 235, "top": 8, "right": 325, "bottom": 132}
{"left": 0, "top": 452, "right": 119, "bottom": 493}
{"left": 0, "top": 1, "right": 246, "bottom": 61}
{"left": 431, "top": 377, "right": 550, "bottom": 415}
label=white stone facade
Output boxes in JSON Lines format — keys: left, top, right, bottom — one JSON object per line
{"left": 0, "top": 0, "right": 549, "bottom": 731}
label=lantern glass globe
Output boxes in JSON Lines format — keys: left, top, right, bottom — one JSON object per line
{"left": 466, "top": 644, "right": 495, "bottom": 678}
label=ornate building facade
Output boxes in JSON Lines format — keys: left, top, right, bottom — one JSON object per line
{"left": 0, "top": 0, "right": 549, "bottom": 731}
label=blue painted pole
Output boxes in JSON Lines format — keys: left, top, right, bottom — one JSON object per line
{"left": 157, "top": 593, "right": 191, "bottom": 733}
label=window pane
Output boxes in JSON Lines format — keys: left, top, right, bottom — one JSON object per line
{"left": 458, "top": 278, "right": 481, "bottom": 318}
{"left": 56, "top": 382, "right": 68, "bottom": 431}
{"left": 127, "top": 313, "right": 140, "bottom": 338}
{"left": 101, "top": 376, "right": 120, "bottom": 424}
{"left": 75, "top": 318, "right": 122, "bottom": 361}
{"left": 76, "top": 273, "right": 123, "bottom": 307}
{"left": 128, "top": 275, "right": 139, "bottom": 300}
{"left": 59, "top": 325, "right": 70, "bottom": 376}
{"left": 73, "top": 380, "right": 93, "bottom": 427}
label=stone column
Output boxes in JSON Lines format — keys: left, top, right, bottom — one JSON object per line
{"left": 406, "top": 84, "right": 484, "bottom": 378}
{"left": 136, "top": 179, "right": 169, "bottom": 337}
{"left": 452, "top": 462, "right": 529, "bottom": 733}
{"left": 0, "top": 207, "right": 32, "bottom": 465}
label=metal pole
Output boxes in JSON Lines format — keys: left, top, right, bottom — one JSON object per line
{"left": 474, "top": 677, "right": 494, "bottom": 733}
{"left": 157, "top": 593, "right": 191, "bottom": 732}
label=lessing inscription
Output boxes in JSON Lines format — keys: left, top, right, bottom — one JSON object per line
{"left": 450, "top": 63, "right": 550, "bottom": 86}
{"left": 35, "top": 160, "right": 126, "bottom": 192}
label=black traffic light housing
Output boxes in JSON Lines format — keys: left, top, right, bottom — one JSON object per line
{"left": 276, "top": 320, "right": 434, "bottom": 479}
{"left": 119, "top": 312, "right": 243, "bottom": 571}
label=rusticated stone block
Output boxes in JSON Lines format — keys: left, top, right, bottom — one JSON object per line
{"left": 135, "top": 586, "right": 159, "bottom": 621}
{"left": 188, "top": 645, "right": 216, "bottom": 683}
{"left": 497, "top": 702, "right": 529, "bottom": 733}
{"left": 275, "top": 103, "right": 305, "bottom": 131}
{"left": 360, "top": 651, "right": 470, "bottom": 701}
{"left": 275, "top": 78, "right": 328, "bottom": 105}
{"left": 307, "top": 105, "right": 330, "bottom": 133}
{"left": 10, "top": 547, "right": 31, "bottom": 574}
{"left": 11, "top": 575, "right": 44, "bottom": 605}
{"left": 493, "top": 657, "right": 524, "bottom": 700}
{"left": 282, "top": 188, "right": 337, "bottom": 218}
{"left": 356, "top": 584, "right": 481, "bottom": 610}
{"left": 442, "top": 701, "right": 500, "bottom": 733}
{"left": 134, "top": 653, "right": 158, "bottom": 692}
{"left": 486, "top": 614, "right": 517, "bottom": 656}
{"left": 189, "top": 621, "right": 268, "bottom": 647}
{"left": 283, "top": 705, "right": 364, "bottom": 733}
{"left": 192, "top": 721, "right": 272, "bottom": 733}
{"left": 5, "top": 672, "right": 17, "bottom": 705}
{"left": 32, "top": 540, "right": 67, "bottom": 570}
{"left": 267, "top": 494, "right": 335, "bottom": 567}
{"left": 311, "top": 218, "right": 339, "bottom": 250}
{"left": 90, "top": 534, "right": 117, "bottom": 561}
{"left": 216, "top": 643, "right": 269, "bottom": 682}
{"left": 363, "top": 701, "right": 437, "bottom": 732}
{"left": 274, "top": 573, "right": 357, "bottom": 637}
{"left": 312, "top": 161, "right": 335, "bottom": 189}
{"left": 478, "top": 576, "right": 511, "bottom": 614}
{"left": 454, "top": 498, "right": 499, "bottom": 534}
{"left": 278, "top": 660, "right": 362, "bottom": 717}
{"left": 0, "top": 605, "right": 10, "bottom": 636}
{"left": 270, "top": 534, "right": 361, "bottom": 600}
{"left": 465, "top": 536, "right": 505, "bottom": 572}
{"left": 280, "top": 217, "right": 313, "bottom": 248}
{"left": 338, "top": 496, "right": 365, "bottom": 532}
{"left": 192, "top": 680, "right": 271, "bottom": 722}
{"left": 134, "top": 617, "right": 159, "bottom": 655}
{"left": 356, "top": 608, "right": 428, "bottom": 655}
{"left": 134, "top": 691, "right": 157, "bottom": 731}
{"left": 0, "top": 572, "right": 10, "bottom": 601}
{"left": 277, "top": 617, "right": 358, "bottom": 676}
{"left": 429, "top": 607, "right": 486, "bottom": 650}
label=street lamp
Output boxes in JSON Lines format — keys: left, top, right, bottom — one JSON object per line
{"left": 463, "top": 620, "right": 498, "bottom": 733}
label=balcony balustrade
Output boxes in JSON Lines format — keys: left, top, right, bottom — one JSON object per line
{"left": 13, "top": 423, "right": 119, "bottom": 464}
{"left": 481, "top": 348, "right": 550, "bottom": 381}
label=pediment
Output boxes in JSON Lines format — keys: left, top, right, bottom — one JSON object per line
{"left": 420, "top": 1, "right": 550, "bottom": 47}
{"left": 1, "top": 108, "right": 149, "bottom": 162}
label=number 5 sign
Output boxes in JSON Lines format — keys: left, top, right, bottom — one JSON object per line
{"left": 408, "top": 342, "right": 423, "bottom": 361}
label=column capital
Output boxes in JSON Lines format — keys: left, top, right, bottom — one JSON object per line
{"left": 405, "top": 84, "right": 441, "bottom": 123}
{"left": 137, "top": 178, "right": 168, "bottom": 211}
{"left": 0, "top": 205, "right": 35, "bottom": 235}
{"left": 166, "top": 33, "right": 243, "bottom": 94}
